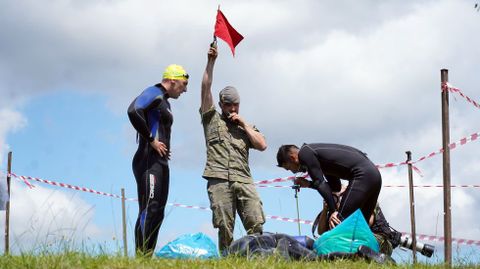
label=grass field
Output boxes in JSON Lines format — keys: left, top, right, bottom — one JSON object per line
{"left": 1, "top": 252, "right": 479, "bottom": 269}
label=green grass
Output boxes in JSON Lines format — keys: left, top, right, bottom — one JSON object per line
{"left": 1, "top": 253, "right": 479, "bottom": 269}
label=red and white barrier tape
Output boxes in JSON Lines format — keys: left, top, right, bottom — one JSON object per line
{"left": 10, "top": 173, "right": 315, "bottom": 225}
{"left": 9, "top": 173, "right": 137, "bottom": 201}
{"left": 8, "top": 172, "right": 480, "bottom": 246}
{"left": 375, "top": 131, "right": 480, "bottom": 172}
{"left": 254, "top": 173, "right": 309, "bottom": 186}
{"left": 168, "top": 202, "right": 315, "bottom": 225}
{"left": 254, "top": 128, "right": 480, "bottom": 186}
{"left": 403, "top": 232, "right": 480, "bottom": 246}
{"left": 167, "top": 203, "right": 210, "bottom": 211}
{"left": 11, "top": 172, "right": 480, "bottom": 197}
{"left": 167, "top": 203, "right": 315, "bottom": 224}
{"left": 254, "top": 175, "right": 296, "bottom": 185}
{"left": 376, "top": 163, "right": 424, "bottom": 177}
{"left": 384, "top": 184, "right": 480, "bottom": 188}
{"left": 443, "top": 82, "right": 480, "bottom": 110}
{"left": 257, "top": 184, "right": 480, "bottom": 189}
{"left": 416, "top": 132, "right": 479, "bottom": 162}
{"left": 254, "top": 133, "right": 480, "bottom": 184}
{"left": 257, "top": 185, "right": 292, "bottom": 188}
{"left": 266, "top": 215, "right": 314, "bottom": 225}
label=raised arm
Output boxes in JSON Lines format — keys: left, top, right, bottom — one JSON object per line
{"left": 200, "top": 45, "right": 218, "bottom": 113}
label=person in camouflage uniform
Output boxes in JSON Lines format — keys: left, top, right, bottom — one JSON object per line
{"left": 370, "top": 205, "right": 398, "bottom": 256}
{"left": 200, "top": 43, "right": 267, "bottom": 252}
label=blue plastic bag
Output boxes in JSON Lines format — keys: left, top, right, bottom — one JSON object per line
{"left": 314, "top": 209, "right": 379, "bottom": 255}
{"left": 156, "top": 232, "right": 219, "bottom": 259}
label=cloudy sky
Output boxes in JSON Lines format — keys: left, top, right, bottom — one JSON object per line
{"left": 1, "top": 0, "right": 479, "bottom": 263}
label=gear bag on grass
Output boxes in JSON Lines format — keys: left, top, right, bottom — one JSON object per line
{"left": 314, "top": 209, "right": 379, "bottom": 255}
{"left": 156, "top": 232, "right": 219, "bottom": 259}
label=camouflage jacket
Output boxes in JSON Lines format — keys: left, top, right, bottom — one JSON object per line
{"left": 200, "top": 106, "right": 260, "bottom": 183}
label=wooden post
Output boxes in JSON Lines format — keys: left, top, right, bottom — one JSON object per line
{"left": 121, "top": 188, "right": 128, "bottom": 257}
{"left": 441, "top": 69, "right": 452, "bottom": 266}
{"left": 406, "top": 151, "right": 417, "bottom": 263}
{"left": 5, "top": 151, "right": 12, "bottom": 255}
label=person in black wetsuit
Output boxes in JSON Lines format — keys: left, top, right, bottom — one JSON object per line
{"left": 276, "top": 143, "right": 382, "bottom": 229}
{"left": 127, "top": 64, "right": 189, "bottom": 256}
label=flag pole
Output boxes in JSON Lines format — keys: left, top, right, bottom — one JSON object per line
{"left": 212, "top": 5, "right": 219, "bottom": 45}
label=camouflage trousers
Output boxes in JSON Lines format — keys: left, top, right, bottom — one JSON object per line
{"left": 374, "top": 233, "right": 394, "bottom": 256}
{"left": 207, "top": 178, "right": 265, "bottom": 252}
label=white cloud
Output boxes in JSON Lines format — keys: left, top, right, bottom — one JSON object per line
{"left": 0, "top": 182, "right": 103, "bottom": 253}
{"left": 0, "top": 108, "right": 27, "bottom": 210}
{"left": 1, "top": 0, "right": 480, "bottom": 256}
{"left": 0, "top": 108, "right": 27, "bottom": 146}
{"left": 0, "top": 107, "right": 107, "bottom": 253}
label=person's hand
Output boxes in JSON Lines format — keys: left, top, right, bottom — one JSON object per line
{"left": 228, "top": 112, "right": 246, "bottom": 127}
{"left": 208, "top": 45, "right": 218, "bottom": 61}
{"left": 150, "top": 140, "right": 169, "bottom": 158}
{"left": 329, "top": 211, "right": 342, "bottom": 229}
{"left": 294, "top": 177, "right": 311, "bottom": 188}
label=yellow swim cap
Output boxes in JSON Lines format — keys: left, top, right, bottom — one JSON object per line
{"left": 163, "top": 64, "right": 189, "bottom": 81}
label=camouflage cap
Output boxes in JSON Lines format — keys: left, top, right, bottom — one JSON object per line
{"left": 219, "top": 86, "right": 240, "bottom": 104}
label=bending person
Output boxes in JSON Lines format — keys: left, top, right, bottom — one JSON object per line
{"left": 276, "top": 143, "right": 382, "bottom": 228}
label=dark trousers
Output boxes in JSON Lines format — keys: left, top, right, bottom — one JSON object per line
{"left": 338, "top": 160, "right": 382, "bottom": 222}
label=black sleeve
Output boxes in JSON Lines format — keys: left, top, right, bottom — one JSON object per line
{"left": 127, "top": 95, "right": 162, "bottom": 141}
{"left": 298, "top": 147, "right": 337, "bottom": 214}
{"left": 325, "top": 175, "right": 341, "bottom": 193}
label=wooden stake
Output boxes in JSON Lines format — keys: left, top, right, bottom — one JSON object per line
{"left": 121, "top": 188, "right": 128, "bottom": 257}
{"left": 441, "top": 69, "right": 452, "bottom": 266}
{"left": 5, "top": 151, "right": 12, "bottom": 255}
{"left": 406, "top": 151, "right": 417, "bottom": 263}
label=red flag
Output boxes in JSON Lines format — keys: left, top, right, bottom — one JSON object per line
{"left": 214, "top": 9, "right": 244, "bottom": 56}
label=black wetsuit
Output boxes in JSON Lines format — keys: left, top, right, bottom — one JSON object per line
{"left": 299, "top": 143, "right": 382, "bottom": 222}
{"left": 127, "top": 84, "right": 172, "bottom": 255}
{"left": 223, "top": 232, "right": 317, "bottom": 260}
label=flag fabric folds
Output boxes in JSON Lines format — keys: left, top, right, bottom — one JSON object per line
{"left": 214, "top": 9, "right": 244, "bottom": 56}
